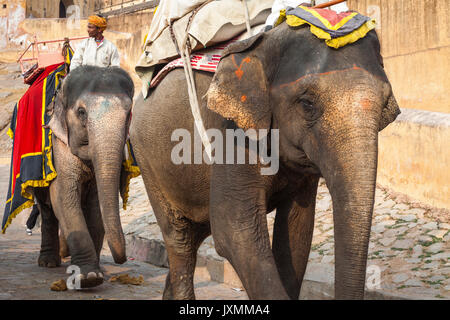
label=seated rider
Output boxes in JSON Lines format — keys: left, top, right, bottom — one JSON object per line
{"left": 70, "top": 14, "right": 121, "bottom": 70}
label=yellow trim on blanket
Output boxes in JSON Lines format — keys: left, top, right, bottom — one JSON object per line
{"left": 3, "top": 125, "right": 58, "bottom": 233}
{"left": 2, "top": 199, "right": 34, "bottom": 233}
{"left": 326, "top": 19, "right": 376, "bottom": 49}
{"left": 7, "top": 128, "right": 13, "bottom": 139}
{"left": 121, "top": 142, "right": 141, "bottom": 210}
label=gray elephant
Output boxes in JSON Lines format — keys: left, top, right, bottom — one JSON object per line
{"left": 34, "top": 66, "right": 134, "bottom": 288}
{"left": 130, "top": 24, "right": 400, "bottom": 299}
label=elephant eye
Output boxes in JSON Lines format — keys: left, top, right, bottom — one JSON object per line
{"left": 299, "top": 98, "right": 315, "bottom": 114}
{"left": 77, "top": 107, "right": 87, "bottom": 119}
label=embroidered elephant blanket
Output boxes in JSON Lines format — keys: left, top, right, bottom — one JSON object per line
{"left": 2, "top": 62, "right": 65, "bottom": 233}
{"left": 278, "top": 5, "right": 376, "bottom": 49}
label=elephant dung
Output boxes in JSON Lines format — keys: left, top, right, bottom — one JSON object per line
{"left": 109, "top": 273, "right": 144, "bottom": 286}
{"left": 50, "top": 279, "right": 68, "bottom": 291}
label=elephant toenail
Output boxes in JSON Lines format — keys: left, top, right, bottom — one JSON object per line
{"left": 98, "top": 273, "right": 103, "bottom": 279}
{"left": 76, "top": 274, "right": 85, "bottom": 281}
{"left": 87, "top": 272, "right": 97, "bottom": 279}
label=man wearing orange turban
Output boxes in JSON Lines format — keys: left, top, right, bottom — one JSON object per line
{"left": 71, "top": 14, "right": 120, "bottom": 70}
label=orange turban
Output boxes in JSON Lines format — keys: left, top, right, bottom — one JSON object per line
{"left": 88, "top": 15, "right": 107, "bottom": 31}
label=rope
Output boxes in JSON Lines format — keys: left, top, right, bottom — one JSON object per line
{"left": 241, "top": 0, "right": 253, "bottom": 36}
{"left": 169, "top": 0, "right": 214, "bottom": 162}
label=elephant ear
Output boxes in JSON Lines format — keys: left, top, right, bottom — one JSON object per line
{"left": 207, "top": 32, "right": 271, "bottom": 132}
{"left": 379, "top": 93, "right": 401, "bottom": 131}
{"left": 48, "top": 85, "right": 69, "bottom": 145}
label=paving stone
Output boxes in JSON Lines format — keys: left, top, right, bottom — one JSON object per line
{"left": 323, "top": 229, "right": 334, "bottom": 237}
{"left": 315, "top": 198, "right": 331, "bottom": 212}
{"left": 429, "top": 275, "right": 445, "bottom": 282}
{"left": 439, "top": 223, "right": 450, "bottom": 230}
{"left": 420, "top": 261, "right": 440, "bottom": 269}
{"left": 320, "top": 243, "right": 334, "bottom": 251}
{"left": 428, "top": 229, "right": 448, "bottom": 239}
{"left": 393, "top": 203, "right": 410, "bottom": 211}
{"left": 429, "top": 252, "right": 450, "bottom": 261}
{"left": 405, "top": 258, "right": 421, "bottom": 263}
{"left": 374, "top": 214, "right": 391, "bottom": 222}
{"left": 309, "top": 251, "right": 320, "bottom": 260}
{"left": 384, "top": 227, "right": 408, "bottom": 238}
{"left": 408, "top": 208, "right": 426, "bottom": 217}
{"left": 377, "top": 199, "right": 396, "bottom": 209}
{"left": 426, "top": 242, "right": 444, "bottom": 254}
{"left": 392, "top": 239, "right": 414, "bottom": 249}
{"left": 412, "top": 245, "right": 423, "bottom": 256}
{"left": 404, "top": 279, "right": 423, "bottom": 287}
{"left": 379, "top": 237, "right": 396, "bottom": 247}
{"left": 392, "top": 273, "right": 409, "bottom": 283}
{"left": 397, "top": 215, "right": 417, "bottom": 222}
{"left": 422, "top": 222, "right": 438, "bottom": 230}
{"left": 321, "top": 255, "right": 334, "bottom": 264}
{"left": 418, "top": 235, "right": 433, "bottom": 242}
{"left": 375, "top": 207, "right": 395, "bottom": 215}
{"left": 372, "top": 224, "right": 386, "bottom": 233}
{"left": 0, "top": 92, "right": 12, "bottom": 99}
{"left": 403, "top": 229, "right": 421, "bottom": 239}
{"left": 380, "top": 220, "right": 396, "bottom": 227}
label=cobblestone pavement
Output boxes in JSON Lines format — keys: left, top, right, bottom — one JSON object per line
{"left": 0, "top": 158, "right": 247, "bottom": 300}
{"left": 122, "top": 176, "right": 450, "bottom": 300}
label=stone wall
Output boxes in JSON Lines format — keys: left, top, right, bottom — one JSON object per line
{"left": 347, "top": 0, "right": 450, "bottom": 114}
{"left": 378, "top": 108, "right": 450, "bottom": 210}
{"left": 0, "top": 0, "right": 26, "bottom": 49}
{"left": 25, "top": 0, "right": 103, "bottom": 18}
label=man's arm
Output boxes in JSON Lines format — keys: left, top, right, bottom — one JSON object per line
{"left": 70, "top": 39, "right": 87, "bottom": 71}
{"left": 110, "top": 44, "right": 121, "bottom": 67}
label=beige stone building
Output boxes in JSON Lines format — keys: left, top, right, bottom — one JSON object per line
{"left": 25, "top": 0, "right": 103, "bottom": 18}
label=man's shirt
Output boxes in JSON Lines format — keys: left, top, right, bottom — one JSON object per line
{"left": 70, "top": 37, "right": 120, "bottom": 70}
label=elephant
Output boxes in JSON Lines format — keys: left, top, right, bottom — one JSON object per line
{"left": 130, "top": 23, "right": 400, "bottom": 299}
{"left": 34, "top": 65, "right": 134, "bottom": 288}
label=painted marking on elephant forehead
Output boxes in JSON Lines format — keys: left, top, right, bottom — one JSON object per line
{"left": 278, "top": 65, "right": 371, "bottom": 89}
{"left": 90, "top": 98, "right": 112, "bottom": 120}
{"left": 231, "top": 54, "right": 251, "bottom": 80}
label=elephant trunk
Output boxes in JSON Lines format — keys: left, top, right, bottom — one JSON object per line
{"left": 317, "top": 114, "right": 379, "bottom": 300}
{"left": 90, "top": 110, "right": 129, "bottom": 264}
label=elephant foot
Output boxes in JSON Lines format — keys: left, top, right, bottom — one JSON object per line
{"left": 76, "top": 265, "right": 104, "bottom": 289}
{"left": 38, "top": 252, "right": 61, "bottom": 268}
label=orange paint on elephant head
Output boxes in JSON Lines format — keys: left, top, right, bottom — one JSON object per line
{"left": 232, "top": 55, "right": 252, "bottom": 80}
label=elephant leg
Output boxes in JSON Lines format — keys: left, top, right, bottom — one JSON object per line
{"left": 209, "top": 168, "right": 289, "bottom": 300}
{"left": 149, "top": 197, "right": 210, "bottom": 300}
{"left": 35, "top": 189, "right": 61, "bottom": 268}
{"left": 83, "top": 182, "right": 105, "bottom": 260}
{"left": 272, "top": 176, "right": 319, "bottom": 299}
{"left": 161, "top": 218, "right": 210, "bottom": 300}
{"left": 59, "top": 229, "right": 70, "bottom": 258}
{"left": 49, "top": 143, "right": 103, "bottom": 288}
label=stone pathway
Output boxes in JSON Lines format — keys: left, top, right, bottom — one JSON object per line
{"left": 122, "top": 177, "right": 450, "bottom": 300}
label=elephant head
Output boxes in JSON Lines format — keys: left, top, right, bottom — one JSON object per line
{"left": 48, "top": 66, "right": 134, "bottom": 264}
{"left": 208, "top": 24, "right": 400, "bottom": 299}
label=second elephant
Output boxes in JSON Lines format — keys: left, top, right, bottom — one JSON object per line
{"left": 36, "top": 66, "right": 134, "bottom": 288}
